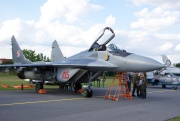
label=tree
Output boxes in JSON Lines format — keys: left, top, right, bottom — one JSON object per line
{"left": 175, "top": 63, "right": 180, "bottom": 68}
{"left": 22, "top": 49, "right": 50, "bottom": 62}
{"left": 23, "top": 49, "right": 37, "bottom": 62}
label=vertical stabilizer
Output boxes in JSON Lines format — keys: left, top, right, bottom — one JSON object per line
{"left": 11, "top": 35, "right": 31, "bottom": 64}
{"left": 161, "top": 54, "right": 171, "bottom": 67}
{"left": 51, "top": 40, "right": 64, "bottom": 62}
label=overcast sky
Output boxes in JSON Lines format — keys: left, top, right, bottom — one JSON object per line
{"left": 0, "top": 0, "right": 180, "bottom": 64}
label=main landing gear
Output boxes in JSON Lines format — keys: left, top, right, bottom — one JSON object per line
{"left": 82, "top": 88, "right": 93, "bottom": 98}
{"left": 35, "top": 77, "right": 46, "bottom": 94}
{"left": 174, "top": 86, "right": 178, "bottom": 90}
{"left": 35, "top": 82, "right": 44, "bottom": 93}
{"left": 162, "top": 84, "right": 178, "bottom": 90}
{"left": 81, "top": 71, "right": 101, "bottom": 98}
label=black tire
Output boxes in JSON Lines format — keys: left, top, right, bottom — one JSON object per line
{"left": 87, "top": 90, "right": 93, "bottom": 98}
{"left": 162, "top": 84, "right": 166, "bottom": 88}
{"left": 174, "top": 86, "right": 178, "bottom": 90}
{"left": 82, "top": 89, "right": 93, "bottom": 98}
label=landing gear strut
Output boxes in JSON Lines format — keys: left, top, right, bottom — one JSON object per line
{"left": 35, "top": 82, "right": 44, "bottom": 93}
{"left": 82, "top": 71, "right": 101, "bottom": 98}
{"left": 73, "top": 83, "right": 82, "bottom": 93}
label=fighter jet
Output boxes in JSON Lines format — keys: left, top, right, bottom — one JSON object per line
{"left": 152, "top": 73, "right": 180, "bottom": 90}
{"left": 0, "top": 27, "right": 165, "bottom": 97}
{"left": 148, "top": 55, "right": 180, "bottom": 89}
{"left": 160, "top": 55, "right": 180, "bottom": 76}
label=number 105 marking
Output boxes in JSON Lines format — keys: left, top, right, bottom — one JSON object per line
{"left": 62, "top": 71, "right": 69, "bottom": 79}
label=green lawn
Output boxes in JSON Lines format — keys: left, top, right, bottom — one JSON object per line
{"left": 167, "top": 116, "right": 180, "bottom": 121}
{"left": 0, "top": 73, "right": 59, "bottom": 90}
{"left": 0, "top": 73, "right": 118, "bottom": 91}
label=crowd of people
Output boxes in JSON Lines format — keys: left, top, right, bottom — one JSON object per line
{"left": 123, "top": 72, "right": 147, "bottom": 99}
{"left": 131, "top": 72, "right": 147, "bottom": 99}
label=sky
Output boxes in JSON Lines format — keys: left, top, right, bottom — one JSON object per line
{"left": 0, "top": 0, "right": 180, "bottom": 64}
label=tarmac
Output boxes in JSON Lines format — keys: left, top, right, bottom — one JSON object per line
{"left": 0, "top": 86, "right": 180, "bottom": 121}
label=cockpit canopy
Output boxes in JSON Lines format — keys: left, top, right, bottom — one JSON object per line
{"left": 106, "top": 43, "right": 120, "bottom": 51}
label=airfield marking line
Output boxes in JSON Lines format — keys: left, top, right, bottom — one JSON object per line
{"left": 147, "top": 90, "right": 176, "bottom": 93}
{"left": 0, "top": 98, "right": 85, "bottom": 107}
{"left": 95, "top": 89, "right": 176, "bottom": 98}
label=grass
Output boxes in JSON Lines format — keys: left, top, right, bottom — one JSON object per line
{"left": 167, "top": 116, "right": 180, "bottom": 121}
{"left": 0, "top": 73, "right": 59, "bottom": 90}
{"left": 0, "top": 73, "right": 29, "bottom": 90}
{"left": 0, "top": 73, "right": 118, "bottom": 91}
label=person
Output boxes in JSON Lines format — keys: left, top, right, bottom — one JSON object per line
{"left": 124, "top": 72, "right": 131, "bottom": 93}
{"left": 132, "top": 72, "right": 140, "bottom": 97}
{"left": 98, "top": 44, "right": 106, "bottom": 51}
{"left": 138, "top": 75, "right": 143, "bottom": 98}
{"left": 142, "top": 72, "right": 147, "bottom": 99}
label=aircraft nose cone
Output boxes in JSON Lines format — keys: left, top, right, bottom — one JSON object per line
{"left": 128, "top": 54, "right": 165, "bottom": 72}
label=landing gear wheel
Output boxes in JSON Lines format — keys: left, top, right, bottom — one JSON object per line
{"left": 35, "top": 82, "right": 43, "bottom": 93}
{"left": 88, "top": 89, "right": 93, "bottom": 97}
{"left": 162, "top": 84, "right": 166, "bottom": 88}
{"left": 82, "top": 89, "right": 93, "bottom": 98}
{"left": 73, "top": 83, "right": 82, "bottom": 93}
{"left": 174, "top": 86, "right": 178, "bottom": 90}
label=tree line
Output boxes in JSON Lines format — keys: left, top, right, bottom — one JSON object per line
{"left": 22, "top": 49, "right": 50, "bottom": 62}
{"left": 2, "top": 49, "right": 50, "bottom": 64}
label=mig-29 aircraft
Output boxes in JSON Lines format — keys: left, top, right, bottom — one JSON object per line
{"left": 0, "top": 27, "right": 165, "bottom": 97}
{"left": 160, "top": 55, "right": 180, "bottom": 76}
{"left": 148, "top": 55, "right": 180, "bottom": 90}
{"left": 152, "top": 73, "right": 180, "bottom": 90}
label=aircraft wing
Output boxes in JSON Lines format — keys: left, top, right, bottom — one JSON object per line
{"left": 0, "top": 57, "right": 118, "bottom": 71}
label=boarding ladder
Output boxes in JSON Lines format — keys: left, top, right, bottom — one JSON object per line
{"left": 104, "top": 72, "right": 132, "bottom": 101}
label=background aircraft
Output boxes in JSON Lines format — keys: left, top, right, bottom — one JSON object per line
{"left": 152, "top": 73, "right": 180, "bottom": 90}
{"left": 0, "top": 27, "right": 165, "bottom": 97}
{"left": 148, "top": 55, "right": 180, "bottom": 89}
{"left": 159, "top": 55, "right": 180, "bottom": 76}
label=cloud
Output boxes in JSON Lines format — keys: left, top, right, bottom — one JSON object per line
{"left": 175, "top": 43, "right": 180, "bottom": 50}
{"left": 105, "top": 15, "right": 116, "bottom": 26}
{"left": 0, "top": 0, "right": 180, "bottom": 65}
{"left": 135, "top": 7, "right": 180, "bottom": 18}
{"left": 131, "top": 17, "right": 178, "bottom": 31}
{"left": 39, "top": 0, "right": 103, "bottom": 24}
{"left": 131, "top": 0, "right": 180, "bottom": 10}
{"left": 0, "top": 13, "right": 116, "bottom": 59}
{"left": 160, "top": 43, "right": 173, "bottom": 51}
{"left": 131, "top": 2, "right": 180, "bottom": 31}
{"left": 131, "top": 7, "right": 180, "bottom": 31}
